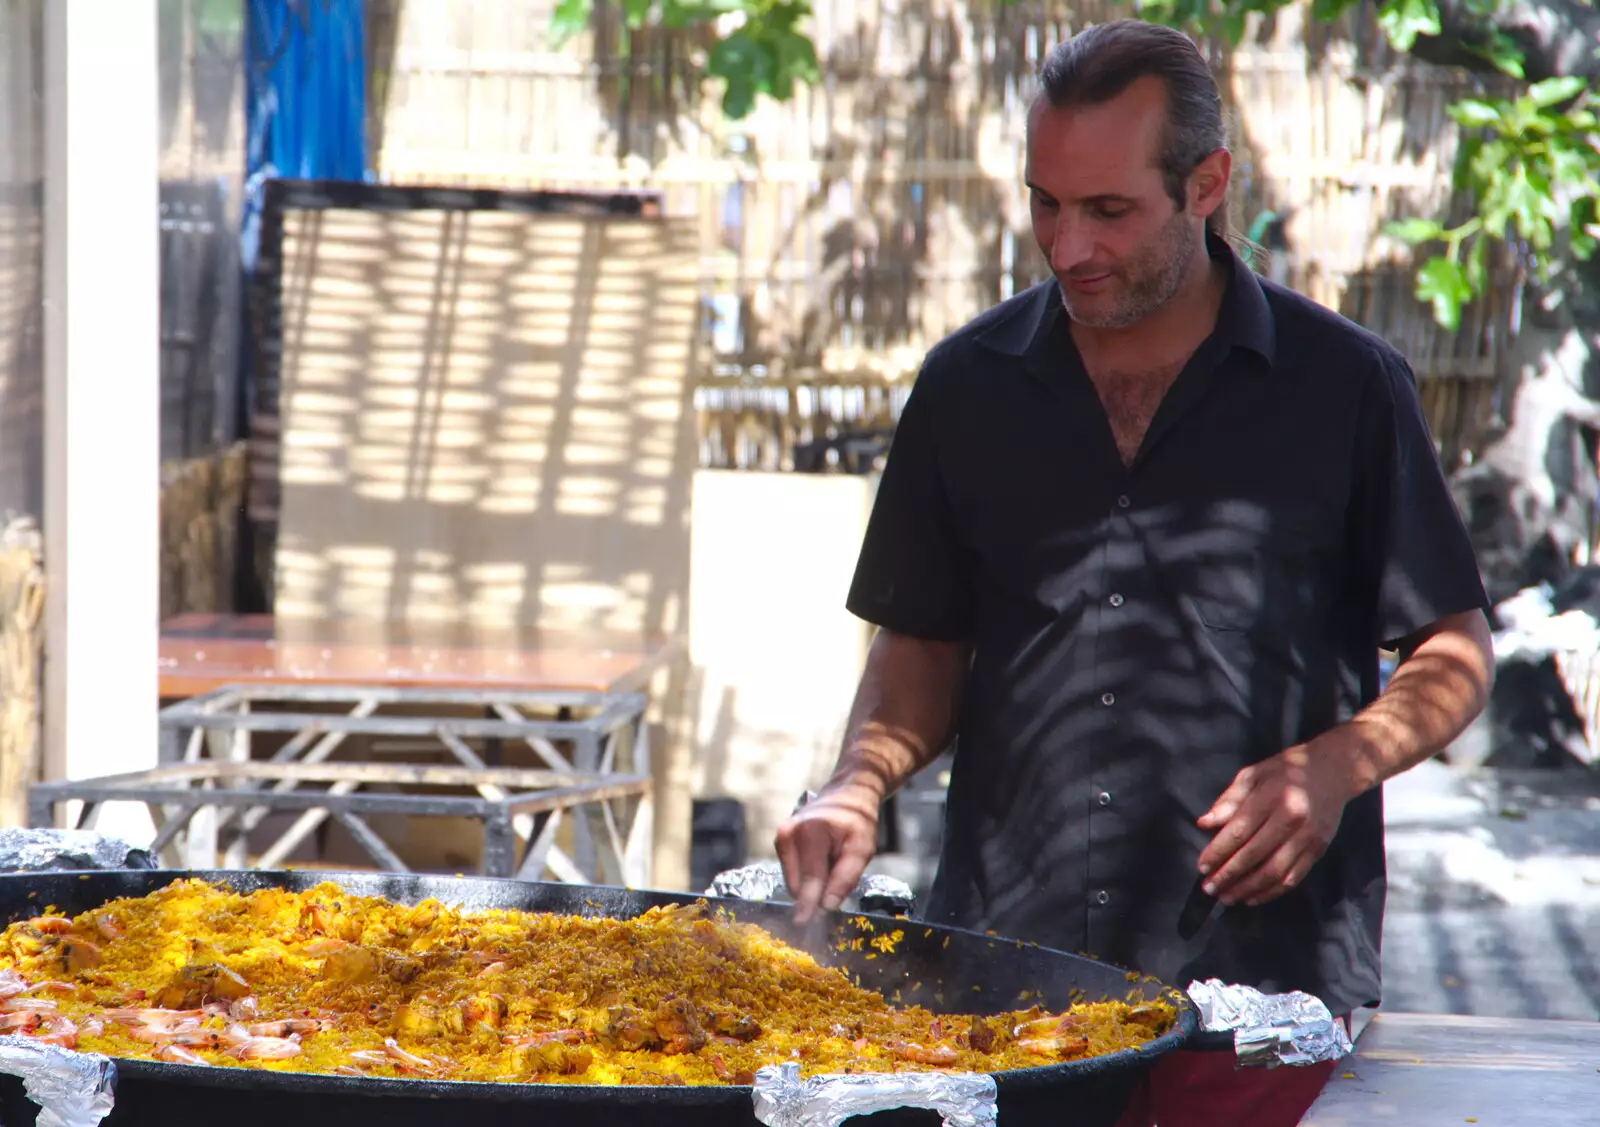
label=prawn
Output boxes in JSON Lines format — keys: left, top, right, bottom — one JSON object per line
{"left": 230, "top": 1034, "right": 302, "bottom": 1061}
{"left": 247, "top": 1018, "right": 332, "bottom": 1038}
{"left": 32, "top": 1014, "right": 78, "bottom": 1049}
{"left": 155, "top": 1044, "right": 208, "bottom": 1066}
{"left": 885, "top": 1040, "right": 960, "bottom": 1066}
{"left": 503, "top": 1029, "right": 590, "bottom": 1048}
{"left": 1016, "top": 1033, "right": 1091, "bottom": 1058}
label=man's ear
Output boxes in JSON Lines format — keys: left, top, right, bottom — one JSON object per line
{"left": 1190, "top": 148, "right": 1232, "bottom": 221}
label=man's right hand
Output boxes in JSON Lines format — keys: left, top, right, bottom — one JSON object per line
{"left": 774, "top": 779, "right": 882, "bottom": 925}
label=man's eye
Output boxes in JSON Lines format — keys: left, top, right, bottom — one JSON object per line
{"left": 1031, "top": 192, "right": 1059, "bottom": 210}
{"left": 1095, "top": 204, "right": 1130, "bottom": 220}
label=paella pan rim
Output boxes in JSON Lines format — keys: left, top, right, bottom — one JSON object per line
{"left": 0, "top": 868, "right": 1199, "bottom": 1103}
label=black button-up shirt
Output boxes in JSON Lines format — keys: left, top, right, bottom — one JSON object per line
{"left": 846, "top": 238, "right": 1488, "bottom": 1016}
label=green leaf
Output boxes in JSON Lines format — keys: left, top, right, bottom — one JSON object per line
{"left": 549, "top": 0, "right": 591, "bottom": 48}
{"left": 1310, "top": 0, "right": 1356, "bottom": 21}
{"left": 1572, "top": 197, "right": 1600, "bottom": 260}
{"left": 1415, "top": 256, "right": 1472, "bottom": 332}
{"left": 1377, "top": 0, "right": 1441, "bottom": 52}
{"left": 1464, "top": 234, "right": 1488, "bottom": 293}
{"left": 621, "top": 0, "right": 653, "bottom": 24}
{"left": 1468, "top": 138, "right": 1511, "bottom": 186}
{"left": 1386, "top": 218, "right": 1446, "bottom": 244}
{"left": 1527, "top": 76, "right": 1586, "bottom": 109}
{"left": 1502, "top": 169, "right": 1552, "bottom": 242}
{"left": 708, "top": 32, "right": 764, "bottom": 119}
{"left": 1448, "top": 99, "right": 1502, "bottom": 129}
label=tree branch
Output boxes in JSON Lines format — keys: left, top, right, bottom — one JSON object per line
{"left": 1410, "top": 0, "right": 1600, "bottom": 82}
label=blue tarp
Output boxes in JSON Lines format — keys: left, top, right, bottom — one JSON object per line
{"left": 241, "top": 0, "right": 367, "bottom": 271}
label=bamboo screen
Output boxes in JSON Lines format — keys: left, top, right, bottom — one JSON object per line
{"left": 367, "top": 0, "right": 1505, "bottom": 470}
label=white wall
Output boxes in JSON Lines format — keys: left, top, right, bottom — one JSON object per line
{"left": 42, "top": 0, "right": 161, "bottom": 842}
{"left": 687, "top": 470, "right": 876, "bottom": 860}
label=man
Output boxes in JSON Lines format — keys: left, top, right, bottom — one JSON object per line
{"left": 774, "top": 18, "right": 1494, "bottom": 1127}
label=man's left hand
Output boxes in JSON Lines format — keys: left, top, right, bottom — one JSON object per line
{"left": 1195, "top": 736, "right": 1363, "bottom": 908}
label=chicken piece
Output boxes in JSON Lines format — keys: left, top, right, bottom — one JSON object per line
{"left": 380, "top": 953, "right": 423, "bottom": 984}
{"left": 968, "top": 1014, "right": 1009, "bottom": 1054}
{"left": 652, "top": 998, "right": 708, "bottom": 1055}
{"left": 597, "top": 1006, "right": 661, "bottom": 1052}
{"left": 511, "top": 1041, "right": 594, "bottom": 1076}
{"left": 155, "top": 964, "right": 250, "bottom": 1011}
{"left": 396, "top": 994, "right": 464, "bottom": 1038}
{"left": 462, "top": 994, "right": 506, "bottom": 1034}
{"left": 710, "top": 1054, "right": 758, "bottom": 1085}
{"left": 708, "top": 1012, "right": 761, "bottom": 1043}
{"left": 319, "top": 944, "right": 378, "bottom": 984}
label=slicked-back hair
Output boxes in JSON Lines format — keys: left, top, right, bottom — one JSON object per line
{"left": 1036, "top": 19, "right": 1230, "bottom": 238}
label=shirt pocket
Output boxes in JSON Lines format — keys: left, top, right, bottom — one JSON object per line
{"left": 1186, "top": 516, "right": 1337, "bottom": 641}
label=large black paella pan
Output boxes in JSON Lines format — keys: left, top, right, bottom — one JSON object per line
{"left": 0, "top": 870, "right": 1198, "bottom": 1127}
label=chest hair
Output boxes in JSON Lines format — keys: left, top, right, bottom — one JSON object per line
{"left": 1087, "top": 361, "right": 1186, "bottom": 467}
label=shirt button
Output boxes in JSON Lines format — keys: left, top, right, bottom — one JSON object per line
{"left": 1108, "top": 593, "right": 1124, "bottom": 607}
{"left": 1097, "top": 791, "right": 1112, "bottom": 807}
{"left": 1100, "top": 691, "right": 1115, "bottom": 707}
{"left": 1116, "top": 494, "right": 1131, "bottom": 509}
{"left": 1095, "top": 890, "right": 1111, "bottom": 906}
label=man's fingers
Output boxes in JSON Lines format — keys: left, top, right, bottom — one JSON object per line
{"left": 775, "top": 824, "right": 801, "bottom": 903}
{"left": 1232, "top": 839, "right": 1313, "bottom": 907}
{"left": 1197, "top": 788, "right": 1271, "bottom": 879}
{"left": 820, "top": 836, "right": 874, "bottom": 913}
{"left": 1203, "top": 812, "right": 1292, "bottom": 903}
{"left": 788, "top": 823, "right": 836, "bottom": 925}
{"left": 1197, "top": 768, "right": 1255, "bottom": 830}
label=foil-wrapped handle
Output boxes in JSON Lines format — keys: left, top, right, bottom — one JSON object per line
{"left": 0, "top": 1036, "right": 117, "bottom": 1127}
{"left": 0, "top": 828, "right": 154, "bottom": 874}
{"left": 752, "top": 1061, "right": 997, "bottom": 1127}
{"left": 706, "top": 861, "right": 916, "bottom": 917}
{"left": 1186, "top": 978, "right": 1353, "bottom": 1068}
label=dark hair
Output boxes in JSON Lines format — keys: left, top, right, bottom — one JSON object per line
{"left": 1036, "top": 19, "right": 1230, "bottom": 238}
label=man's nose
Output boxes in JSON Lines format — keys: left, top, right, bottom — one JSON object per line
{"left": 1049, "top": 218, "right": 1093, "bottom": 273}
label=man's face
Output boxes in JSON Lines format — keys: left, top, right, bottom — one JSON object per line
{"left": 1025, "top": 77, "right": 1218, "bottom": 330}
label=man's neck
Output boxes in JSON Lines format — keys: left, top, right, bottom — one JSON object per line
{"left": 1070, "top": 250, "right": 1229, "bottom": 372}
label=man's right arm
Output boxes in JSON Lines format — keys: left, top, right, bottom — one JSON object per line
{"left": 775, "top": 627, "right": 970, "bottom": 923}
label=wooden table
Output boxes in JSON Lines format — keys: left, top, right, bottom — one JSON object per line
{"left": 1302, "top": 1012, "right": 1600, "bottom": 1126}
{"left": 158, "top": 614, "right": 683, "bottom": 698}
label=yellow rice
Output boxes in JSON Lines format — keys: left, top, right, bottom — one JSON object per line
{"left": 0, "top": 879, "right": 1174, "bottom": 1086}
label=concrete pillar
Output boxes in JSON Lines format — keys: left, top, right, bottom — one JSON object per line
{"left": 42, "top": 0, "right": 161, "bottom": 844}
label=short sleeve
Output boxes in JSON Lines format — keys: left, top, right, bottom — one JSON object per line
{"left": 1352, "top": 351, "right": 1490, "bottom": 649}
{"left": 845, "top": 369, "right": 975, "bottom": 641}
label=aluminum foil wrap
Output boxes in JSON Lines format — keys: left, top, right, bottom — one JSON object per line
{"left": 0, "top": 829, "right": 155, "bottom": 874}
{"left": 752, "top": 1061, "right": 997, "bottom": 1127}
{"left": 0, "top": 1036, "right": 116, "bottom": 1127}
{"left": 707, "top": 860, "right": 789, "bottom": 902}
{"left": 1186, "top": 978, "right": 1354, "bottom": 1068}
{"left": 855, "top": 873, "right": 916, "bottom": 916}
{"left": 706, "top": 862, "right": 915, "bottom": 915}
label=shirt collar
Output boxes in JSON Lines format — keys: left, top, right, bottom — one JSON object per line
{"left": 974, "top": 230, "right": 1277, "bottom": 371}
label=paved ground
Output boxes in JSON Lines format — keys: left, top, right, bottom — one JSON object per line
{"left": 1381, "top": 760, "right": 1600, "bottom": 1020}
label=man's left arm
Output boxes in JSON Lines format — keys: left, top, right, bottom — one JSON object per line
{"left": 1197, "top": 348, "right": 1495, "bottom": 908}
{"left": 1196, "top": 610, "right": 1493, "bottom": 907}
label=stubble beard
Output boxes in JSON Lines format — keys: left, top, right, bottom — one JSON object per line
{"left": 1058, "top": 209, "right": 1198, "bottom": 330}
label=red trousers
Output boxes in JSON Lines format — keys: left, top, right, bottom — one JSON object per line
{"left": 1114, "top": 1016, "right": 1349, "bottom": 1127}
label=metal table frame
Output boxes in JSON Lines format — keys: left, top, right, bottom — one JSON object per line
{"left": 30, "top": 760, "right": 652, "bottom": 884}
{"left": 67, "top": 682, "right": 654, "bottom": 882}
